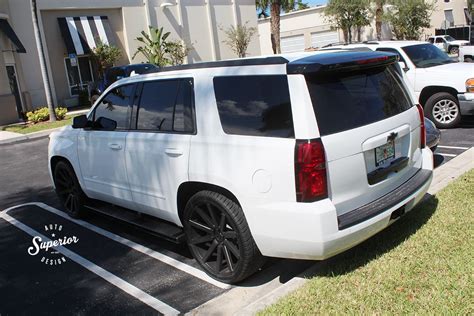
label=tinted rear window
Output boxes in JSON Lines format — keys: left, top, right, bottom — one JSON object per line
{"left": 305, "top": 66, "right": 412, "bottom": 136}
{"left": 213, "top": 75, "right": 294, "bottom": 138}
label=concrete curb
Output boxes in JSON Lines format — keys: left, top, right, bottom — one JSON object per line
{"left": 192, "top": 148, "right": 474, "bottom": 316}
{"left": 0, "top": 127, "right": 63, "bottom": 146}
{"left": 0, "top": 109, "right": 88, "bottom": 146}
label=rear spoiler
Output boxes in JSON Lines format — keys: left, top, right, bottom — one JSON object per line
{"left": 287, "top": 51, "right": 398, "bottom": 74}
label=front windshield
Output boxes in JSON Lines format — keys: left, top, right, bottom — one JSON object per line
{"left": 444, "top": 35, "right": 456, "bottom": 42}
{"left": 402, "top": 44, "right": 455, "bottom": 68}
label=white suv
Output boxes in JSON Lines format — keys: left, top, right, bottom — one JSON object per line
{"left": 49, "top": 51, "right": 433, "bottom": 283}
{"left": 323, "top": 41, "right": 474, "bottom": 128}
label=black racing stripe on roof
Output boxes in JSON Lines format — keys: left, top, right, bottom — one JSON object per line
{"left": 150, "top": 56, "right": 289, "bottom": 73}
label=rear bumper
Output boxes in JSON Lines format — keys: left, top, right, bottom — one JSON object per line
{"left": 458, "top": 93, "right": 474, "bottom": 115}
{"left": 247, "top": 148, "right": 433, "bottom": 260}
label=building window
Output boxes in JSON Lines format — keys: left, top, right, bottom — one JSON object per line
{"left": 64, "top": 56, "right": 94, "bottom": 96}
{"left": 444, "top": 9, "right": 455, "bottom": 27}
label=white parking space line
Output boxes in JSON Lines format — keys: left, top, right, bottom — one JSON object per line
{"left": 0, "top": 211, "right": 179, "bottom": 315}
{"left": 436, "top": 153, "right": 457, "bottom": 157}
{"left": 3, "top": 202, "right": 230, "bottom": 289}
{"left": 437, "top": 145, "right": 469, "bottom": 150}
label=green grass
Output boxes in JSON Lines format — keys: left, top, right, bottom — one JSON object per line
{"left": 1, "top": 116, "right": 74, "bottom": 134}
{"left": 261, "top": 169, "right": 474, "bottom": 315}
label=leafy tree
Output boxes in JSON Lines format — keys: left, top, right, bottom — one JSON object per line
{"left": 166, "top": 40, "right": 190, "bottom": 65}
{"left": 90, "top": 40, "right": 122, "bottom": 79}
{"left": 256, "top": 1, "right": 297, "bottom": 54}
{"left": 133, "top": 26, "right": 171, "bottom": 67}
{"left": 133, "top": 26, "right": 189, "bottom": 66}
{"left": 284, "top": 0, "right": 310, "bottom": 13}
{"left": 325, "top": 0, "right": 371, "bottom": 44}
{"left": 384, "top": 0, "right": 434, "bottom": 40}
{"left": 222, "top": 22, "right": 257, "bottom": 58}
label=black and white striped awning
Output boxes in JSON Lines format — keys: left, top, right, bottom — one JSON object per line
{"left": 57, "top": 16, "right": 115, "bottom": 55}
{"left": 0, "top": 19, "right": 26, "bottom": 53}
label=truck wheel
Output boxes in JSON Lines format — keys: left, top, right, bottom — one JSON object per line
{"left": 425, "top": 92, "right": 461, "bottom": 129}
{"left": 53, "top": 161, "right": 88, "bottom": 218}
{"left": 449, "top": 46, "right": 459, "bottom": 55}
{"left": 465, "top": 57, "right": 473, "bottom": 63}
{"left": 183, "top": 191, "right": 264, "bottom": 284}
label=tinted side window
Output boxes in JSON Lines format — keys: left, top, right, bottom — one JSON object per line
{"left": 93, "top": 84, "right": 133, "bottom": 130}
{"left": 137, "top": 79, "right": 194, "bottom": 133}
{"left": 213, "top": 75, "right": 294, "bottom": 138}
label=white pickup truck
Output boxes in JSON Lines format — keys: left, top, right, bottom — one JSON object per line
{"left": 427, "top": 35, "right": 470, "bottom": 55}
{"left": 324, "top": 41, "right": 474, "bottom": 128}
{"left": 459, "top": 45, "right": 474, "bottom": 62}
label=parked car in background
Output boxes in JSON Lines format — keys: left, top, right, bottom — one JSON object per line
{"left": 88, "top": 63, "right": 158, "bottom": 103}
{"left": 323, "top": 41, "right": 474, "bottom": 129}
{"left": 459, "top": 45, "right": 474, "bottom": 62}
{"left": 427, "top": 35, "right": 470, "bottom": 55}
{"left": 425, "top": 118, "right": 440, "bottom": 151}
{"left": 49, "top": 50, "right": 433, "bottom": 283}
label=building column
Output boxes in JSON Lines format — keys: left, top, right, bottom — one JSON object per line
{"left": 205, "top": 1, "right": 216, "bottom": 61}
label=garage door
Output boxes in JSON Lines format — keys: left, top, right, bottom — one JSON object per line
{"left": 281, "top": 35, "right": 305, "bottom": 53}
{"left": 311, "top": 31, "right": 340, "bottom": 48}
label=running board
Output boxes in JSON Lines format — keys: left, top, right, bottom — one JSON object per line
{"left": 84, "top": 203, "right": 185, "bottom": 244}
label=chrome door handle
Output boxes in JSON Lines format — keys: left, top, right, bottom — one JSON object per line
{"left": 165, "top": 148, "right": 183, "bottom": 157}
{"left": 108, "top": 143, "right": 122, "bottom": 150}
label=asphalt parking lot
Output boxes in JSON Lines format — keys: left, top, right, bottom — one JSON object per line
{"left": 0, "top": 116, "right": 473, "bottom": 315}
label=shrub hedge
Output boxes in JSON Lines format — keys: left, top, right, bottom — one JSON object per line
{"left": 26, "top": 107, "right": 68, "bottom": 123}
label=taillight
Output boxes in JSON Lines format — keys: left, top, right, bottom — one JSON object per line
{"left": 416, "top": 104, "right": 426, "bottom": 148}
{"left": 295, "top": 139, "right": 328, "bottom": 202}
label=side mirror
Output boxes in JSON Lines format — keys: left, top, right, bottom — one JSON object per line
{"left": 96, "top": 117, "right": 117, "bottom": 131}
{"left": 72, "top": 115, "right": 90, "bottom": 129}
{"left": 398, "top": 61, "right": 409, "bottom": 72}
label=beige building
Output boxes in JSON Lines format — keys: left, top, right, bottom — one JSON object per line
{"left": 0, "top": 0, "right": 260, "bottom": 125}
{"left": 258, "top": 5, "right": 392, "bottom": 55}
{"left": 426, "top": 0, "right": 470, "bottom": 35}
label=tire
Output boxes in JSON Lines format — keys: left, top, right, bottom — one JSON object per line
{"left": 183, "top": 191, "right": 264, "bottom": 284}
{"left": 424, "top": 92, "right": 461, "bottom": 129}
{"left": 465, "top": 57, "right": 473, "bottom": 63}
{"left": 449, "top": 46, "right": 459, "bottom": 55}
{"left": 53, "top": 161, "right": 88, "bottom": 218}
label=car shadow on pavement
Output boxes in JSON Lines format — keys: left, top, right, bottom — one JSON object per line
{"left": 300, "top": 195, "right": 439, "bottom": 279}
{"left": 433, "top": 154, "right": 445, "bottom": 168}
{"left": 0, "top": 186, "right": 60, "bottom": 211}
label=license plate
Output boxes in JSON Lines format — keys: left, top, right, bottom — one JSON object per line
{"left": 375, "top": 141, "right": 395, "bottom": 166}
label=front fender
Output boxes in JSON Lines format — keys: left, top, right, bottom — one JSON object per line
{"left": 48, "top": 129, "right": 83, "bottom": 189}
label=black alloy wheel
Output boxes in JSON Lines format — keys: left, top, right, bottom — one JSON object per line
{"left": 53, "top": 161, "right": 87, "bottom": 218}
{"left": 183, "top": 191, "right": 264, "bottom": 283}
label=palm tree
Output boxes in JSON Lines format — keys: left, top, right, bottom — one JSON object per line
{"left": 30, "top": 0, "right": 56, "bottom": 121}
{"left": 374, "top": 0, "right": 386, "bottom": 41}
{"left": 256, "top": 0, "right": 296, "bottom": 54}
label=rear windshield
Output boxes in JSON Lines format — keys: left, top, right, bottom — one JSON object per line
{"left": 305, "top": 65, "right": 413, "bottom": 136}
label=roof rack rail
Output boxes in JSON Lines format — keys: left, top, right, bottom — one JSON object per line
{"left": 323, "top": 41, "right": 380, "bottom": 48}
{"left": 148, "top": 56, "right": 289, "bottom": 73}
